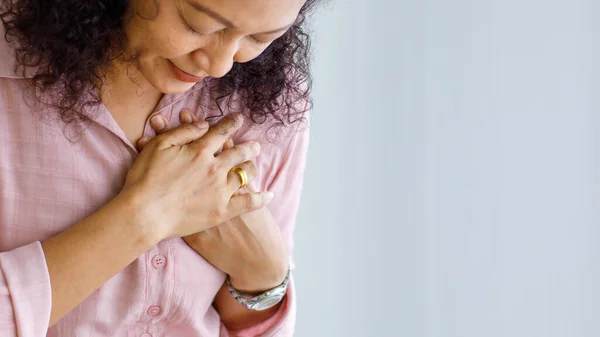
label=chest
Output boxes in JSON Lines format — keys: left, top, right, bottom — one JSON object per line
{"left": 110, "top": 108, "right": 152, "bottom": 146}
{"left": 0, "top": 80, "right": 232, "bottom": 335}
{"left": 0, "top": 110, "right": 132, "bottom": 250}
{"left": 102, "top": 89, "right": 164, "bottom": 147}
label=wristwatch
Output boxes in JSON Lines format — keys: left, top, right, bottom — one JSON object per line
{"left": 226, "top": 267, "right": 291, "bottom": 311}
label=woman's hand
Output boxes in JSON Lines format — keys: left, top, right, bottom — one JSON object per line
{"left": 187, "top": 140, "right": 289, "bottom": 292}
{"left": 138, "top": 110, "right": 289, "bottom": 292}
{"left": 124, "top": 112, "right": 274, "bottom": 243}
{"left": 186, "top": 196, "right": 289, "bottom": 292}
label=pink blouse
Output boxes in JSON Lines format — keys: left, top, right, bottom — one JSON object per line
{"left": 0, "top": 31, "right": 309, "bottom": 337}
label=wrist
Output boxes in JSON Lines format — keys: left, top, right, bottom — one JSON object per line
{"left": 116, "top": 186, "right": 164, "bottom": 247}
{"left": 228, "top": 264, "right": 289, "bottom": 294}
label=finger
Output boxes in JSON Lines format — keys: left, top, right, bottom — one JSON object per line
{"left": 190, "top": 113, "right": 244, "bottom": 154}
{"left": 224, "top": 138, "right": 234, "bottom": 150}
{"left": 243, "top": 182, "right": 257, "bottom": 194}
{"left": 179, "top": 109, "right": 197, "bottom": 125}
{"left": 217, "top": 142, "right": 260, "bottom": 170}
{"left": 150, "top": 115, "right": 170, "bottom": 135}
{"left": 150, "top": 120, "right": 210, "bottom": 150}
{"left": 214, "top": 146, "right": 224, "bottom": 157}
{"left": 214, "top": 138, "right": 234, "bottom": 156}
{"left": 226, "top": 191, "right": 275, "bottom": 219}
{"left": 227, "top": 160, "right": 258, "bottom": 192}
{"left": 137, "top": 136, "right": 150, "bottom": 151}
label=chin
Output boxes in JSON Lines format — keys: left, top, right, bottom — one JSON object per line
{"left": 155, "top": 81, "right": 197, "bottom": 94}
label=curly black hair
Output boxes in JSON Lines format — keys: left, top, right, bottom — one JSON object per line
{"left": 0, "top": 0, "right": 317, "bottom": 134}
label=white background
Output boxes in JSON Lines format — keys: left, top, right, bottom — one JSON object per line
{"left": 294, "top": 0, "right": 600, "bottom": 336}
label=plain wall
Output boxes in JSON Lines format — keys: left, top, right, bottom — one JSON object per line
{"left": 293, "top": 0, "right": 600, "bottom": 336}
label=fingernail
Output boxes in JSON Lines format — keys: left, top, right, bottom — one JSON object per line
{"left": 194, "top": 120, "right": 209, "bottom": 129}
{"left": 263, "top": 191, "right": 275, "bottom": 205}
{"left": 181, "top": 110, "right": 193, "bottom": 124}
{"left": 138, "top": 137, "right": 149, "bottom": 149}
{"left": 227, "top": 139, "right": 234, "bottom": 148}
{"left": 151, "top": 116, "right": 165, "bottom": 130}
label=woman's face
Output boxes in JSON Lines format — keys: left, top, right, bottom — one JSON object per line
{"left": 123, "top": 0, "right": 305, "bottom": 94}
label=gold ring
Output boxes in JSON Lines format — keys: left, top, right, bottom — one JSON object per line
{"left": 230, "top": 167, "right": 248, "bottom": 188}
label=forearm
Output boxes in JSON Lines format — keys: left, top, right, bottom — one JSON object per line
{"left": 41, "top": 189, "right": 157, "bottom": 326}
{"left": 214, "top": 281, "right": 282, "bottom": 331}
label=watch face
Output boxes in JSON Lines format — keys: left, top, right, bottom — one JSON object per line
{"left": 252, "top": 294, "right": 284, "bottom": 311}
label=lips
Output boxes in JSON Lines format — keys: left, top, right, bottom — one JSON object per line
{"left": 168, "top": 60, "right": 206, "bottom": 83}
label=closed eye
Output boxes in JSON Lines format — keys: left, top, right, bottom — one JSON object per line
{"left": 181, "top": 10, "right": 276, "bottom": 46}
{"left": 182, "top": 16, "right": 201, "bottom": 35}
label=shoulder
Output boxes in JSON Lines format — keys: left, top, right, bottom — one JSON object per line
{"left": 236, "top": 104, "right": 311, "bottom": 193}
{"left": 236, "top": 96, "right": 311, "bottom": 155}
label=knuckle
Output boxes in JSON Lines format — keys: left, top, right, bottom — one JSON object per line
{"left": 219, "top": 118, "right": 235, "bottom": 134}
{"left": 206, "top": 162, "right": 221, "bottom": 176}
{"left": 154, "top": 136, "right": 171, "bottom": 149}
{"left": 195, "top": 145, "right": 212, "bottom": 158}
{"left": 233, "top": 145, "right": 247, "bottom": 161}
{"left": 217, "top": 114, "right": 242, "bottom": 135}
{"left": 181, "top": 124, "right": 199, "bottom": 135}
{"left": 246, "top": 193, "right": 260, "bottom": 209}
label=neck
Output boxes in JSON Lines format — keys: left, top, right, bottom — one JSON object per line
{"left": 100, "top": 61, "right": 164, "bottom": 120}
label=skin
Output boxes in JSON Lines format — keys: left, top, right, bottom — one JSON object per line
{"left": 140, "top": 112, "right": 290, "bottom": 329}
{"left": 100, "top": 0, "right": 306, "bottom": 330}
{"left": 101, "top": 0, "right": 305, "bottom": 145}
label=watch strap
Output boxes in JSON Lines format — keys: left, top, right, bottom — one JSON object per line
{"left": 226, "top": 267, "right": 291, "bottom": 311}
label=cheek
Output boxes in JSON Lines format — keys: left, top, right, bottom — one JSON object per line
{"left": 139, "top": 27, "right": 196, "bottom": 59}
{"left": 129, "top": 11, "right": 197, "bottom": 59}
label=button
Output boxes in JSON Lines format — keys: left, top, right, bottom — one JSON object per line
{"left": 147, "top": 305, "right": 162, "bottom": 316}
{"left": 140, "top": 333, "right": 152, "bottom": 337}
{"left": 151, "top": 255, "right": 166, "bottom": 269}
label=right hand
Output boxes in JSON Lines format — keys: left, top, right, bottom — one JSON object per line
{"left": 122, "top": 112, "right": 274, "bottom": 242}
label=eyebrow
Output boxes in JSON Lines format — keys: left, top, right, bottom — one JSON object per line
{"left": 188, "top": 1, "right": 294, "bottom": 35}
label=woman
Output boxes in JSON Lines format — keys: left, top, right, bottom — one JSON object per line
{"left": 0, "top": 0, "right": 315, "bottom": 336}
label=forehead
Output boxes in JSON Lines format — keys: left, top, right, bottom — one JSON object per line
{"left": 186, "top": 0, "right": 306, "bottom": 30}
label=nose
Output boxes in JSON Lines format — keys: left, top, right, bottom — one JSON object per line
{"left": 192, "top": 36, "right": 240, "bottom": 78}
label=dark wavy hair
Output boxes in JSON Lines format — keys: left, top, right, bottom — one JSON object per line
{"left": 0, "top": 0, "right": 316, "bottom": 133}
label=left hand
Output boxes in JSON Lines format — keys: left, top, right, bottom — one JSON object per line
{"left": 138, "top": 110, "right": 289, "bottom": 293}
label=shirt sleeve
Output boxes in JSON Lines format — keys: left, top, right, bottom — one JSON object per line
{"left": 0, "top": 241, "right": 52, "bottom": 337}
{"left": 221, "top": 109, "right": 311, "bottom": 337}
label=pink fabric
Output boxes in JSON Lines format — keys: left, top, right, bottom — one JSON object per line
{"left": 0, "top": 33, "right": 309, "bottom": 337}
